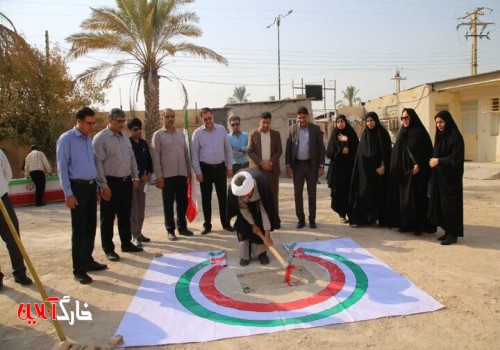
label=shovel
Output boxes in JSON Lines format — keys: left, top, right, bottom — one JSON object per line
{"left": 255, "top": 230, "right": 296, "bottom": 286}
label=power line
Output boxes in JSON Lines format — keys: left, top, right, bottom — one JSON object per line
{"left": 456, "top": 7, "right": 495, "bottom": 75}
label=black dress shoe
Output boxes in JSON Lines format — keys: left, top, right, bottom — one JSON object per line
{"left": 105, "top": 251, "right": 121, "bottom": 261}
{"left": 138, "top": 234, "right": 151, "bottom": 242}
{"left": 223, "top": 224, "right": 235, "bottom": 232}
{"left": 201, "top": 227, "right": 212, "bottom": 235}
{"left": 122, "top": 244, "right": 144, "bottom": 252}
{"left": 14, "top": 275, "right": 33, "bottom": 286}
{"left": 239, "top": 258, "right": 250, "bottom": 266}
{"left": 258, "top": 252, "right": 270, "bottom": 265}
{"left": 441, "top": 236, "right": 457, "bottom": 245}
{"left": 167, "top": 232, "right": 177, "bottom": 241}
{"left": 310, "top": 222, "right": 317, "bottom": 229}
{"left": 178, "top": 229, "right": 194, "bottom": 236}
{"left": 74, "top": 271, "right": 93, "bottom": 284}
{"left": 437, "top": 234, "right": 447, "bottom": 241}
{"left": 296, "top": 221, "right": 306, "bottom": 229}
{"left": 86, "top": 261, "right": 108, "bottom": 272}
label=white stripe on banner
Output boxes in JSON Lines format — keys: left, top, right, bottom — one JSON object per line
{"left": 116, "top": 238, "right": 444, "bottom": 347}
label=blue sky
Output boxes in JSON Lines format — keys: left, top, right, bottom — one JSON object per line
{"left": 3, "top": 0, "right": 500, "bottom": 112}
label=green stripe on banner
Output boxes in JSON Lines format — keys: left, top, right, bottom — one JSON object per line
{"left": 9, "top": 175, "right": 60, "bottom": 186}
{"left": 175, "top": 249, "right": 368, "bottom": 327}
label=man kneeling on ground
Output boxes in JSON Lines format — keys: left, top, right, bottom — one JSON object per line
{"left": 227, "top": 169, "right": 280, "bottom": 266}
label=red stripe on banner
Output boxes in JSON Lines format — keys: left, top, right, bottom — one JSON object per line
{"left": 10, "top": 190, "right": 65, "bottom": 206}
{"left": 210, "top": 257, "right": 227, "bottom": 265}
{"left": 199, "top": 254, "right": 346, "bottom": 312}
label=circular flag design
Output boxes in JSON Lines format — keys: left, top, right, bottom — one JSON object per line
{"left": 175, "top": 248, "right": 368, "bottom": 327}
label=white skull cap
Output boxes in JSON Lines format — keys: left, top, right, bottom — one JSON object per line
{"left": 231, "top": 171, "right": 255, "bottom": 196}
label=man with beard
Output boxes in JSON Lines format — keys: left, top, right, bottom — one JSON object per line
{"left": 227, "top": 169, "right": 279, "bottom": 266}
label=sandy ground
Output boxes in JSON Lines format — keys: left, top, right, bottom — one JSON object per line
{"left": 1, "top": 177, "right": 499, "bottom": 350}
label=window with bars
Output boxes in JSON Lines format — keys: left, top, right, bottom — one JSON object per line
{"left": 491, "top": 98, "right": 500, "bottom": 136}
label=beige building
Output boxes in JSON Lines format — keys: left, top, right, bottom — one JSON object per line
{"left": 364, "top": 70, "right": 500, "bottom": 161}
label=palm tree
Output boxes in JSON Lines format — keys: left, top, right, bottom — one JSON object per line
{"left": 227, "top": 85, "right": 250, "bottom": 103}
{"left": 66, "top": 0, "right": 228, "bottom": 141}
{"left": 0, "top": 12, "right": 26, "bottom": 57}
{"left": 336, "top": 85, "right": 361, "bottom": 107}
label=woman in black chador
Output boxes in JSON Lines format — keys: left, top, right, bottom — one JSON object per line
{"left": 348, "top": 111, "right": 392, "bottom": 226}
{"left": 326, "top": 114, "right": 359, "bottom": 223}
{"left": 428, "top": 110, "right": 464, "bottom": 245}
{"left": 388, "top": 108, "right": 435, "bottom": 235}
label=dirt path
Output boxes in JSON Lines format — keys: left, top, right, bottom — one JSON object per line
{"left": 1, "top": 178, "right": 499, "bottom": 349}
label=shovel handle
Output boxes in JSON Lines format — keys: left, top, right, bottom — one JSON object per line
{"left": 256, "top": 231, "right": 287, "bottom": 267}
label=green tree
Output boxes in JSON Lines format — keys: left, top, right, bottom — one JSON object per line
{"left": 66, "top": 0, "right": 228, "bottom": 141}
{"left": 227, "top": 85, "right": 250, "bottom": 104}
{"left": 336, "top": 85, "right": 361, "bottom": 107}
{"left": 0, "top": 39, "right": 106, "bottom": 159}
{"left": 0, "top": 12, "right": 26, "bottom": 58}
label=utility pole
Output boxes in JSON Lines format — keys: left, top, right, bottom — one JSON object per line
{"left": 391, "top": 68, "right": 406, "bottom": 93}
{"left": 45, "top": 30, "right": 50, "bottom": 63}
{"left": 457, "top": 7, "right": 494, "bottom": 75}
{"left": 267, "top": 10, "right": 293, "bottom": 100}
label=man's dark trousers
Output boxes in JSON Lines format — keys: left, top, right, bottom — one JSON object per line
{"left": 200, "top": 162, "right": 228, "bottom": 229}
{"left": 292, "top": 160, "right": 317, "bottom": 223}
{"left": 70, "top": 181, "right": 97, "bottom": 273}
{"left": 30, "top": 170, "right": 46, "bottom": 205}
{"left": 162, "top": 175, "right": 188, "bottom": 232}
{"left": 0, "top": 194, "right": 27, "bottom": 278}
{"left": 100, "top": 178, "right": 133, "bottom": 252}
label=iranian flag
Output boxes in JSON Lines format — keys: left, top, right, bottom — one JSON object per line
{"left": 183, "top": 109, "right": 198, "bottom": 222}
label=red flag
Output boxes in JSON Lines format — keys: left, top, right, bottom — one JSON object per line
{"left": 186, "top": 174, "right": 198, "bottom": 223}
{"left": 184, "top": 110, "right": 198, "bottom": 222}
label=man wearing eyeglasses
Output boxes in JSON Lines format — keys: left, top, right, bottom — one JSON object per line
{"left": 228, "top": 116, "right": 249, "bottom": 174}
{"left": 57, "top": 107, "right": 107, "bottom": 284}
{"left": 192, "top": 107, "right": 234, "bottom": 235}
{"left": 93, "top": 108, "right": 143, "bottom": 263}
{"left": 151, "top": 108, "right": 194, "bottom": 241}
{"left": 127, "top": 117, "right": 153, "bottom": 247}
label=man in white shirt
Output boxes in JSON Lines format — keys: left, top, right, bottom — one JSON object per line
{"left": 0, "top": 150, "right": 33, "bottom": 289}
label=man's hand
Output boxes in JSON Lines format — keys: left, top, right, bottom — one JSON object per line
{"left": 261, "top": 161, "right": 273, "bottom": 171}
{"left": 376, "top": 164, "right": 385, "bottom": 176}
{"left": 227, "top": 169, "right": 233, "bottom": 178}
{"left": 101, "top": 187, "right": 111, "bottom": 201}
{"left": 318, "top": 167, "right": 324, "bottom": 178}
{"left": 412, "top": 164, "right": 420, "bottom": 175}
{"left": 196, "top": 174, "right": 203, "bottom": 183}
{"left": 65, "top": 195, "right": 78, "bottom": 209}
{"left": 263, "top": 231, "right": 273, "bottom": 247}
{"left": 156, "top": 176, "right": 165, "bottom": 189}
{"left": 429, "top": 158, "right": 439, "bottom": 168}
{"left": 287, "top": 167, "right": 293, "bottom": 178}
{"left": 132, "top": 179, "right": 139, "bottom": 189}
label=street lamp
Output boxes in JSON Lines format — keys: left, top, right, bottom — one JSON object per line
{"left": 267, "top": 9, "right": 293, "bottom": 101}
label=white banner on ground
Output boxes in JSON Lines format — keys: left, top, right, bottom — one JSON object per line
{"left": 115, "top": 238, "right": 443, "bottom": 347}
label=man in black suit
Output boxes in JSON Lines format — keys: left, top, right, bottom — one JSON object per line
{"left": 285, "top": 106, "right": 326, "bottom": 229}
